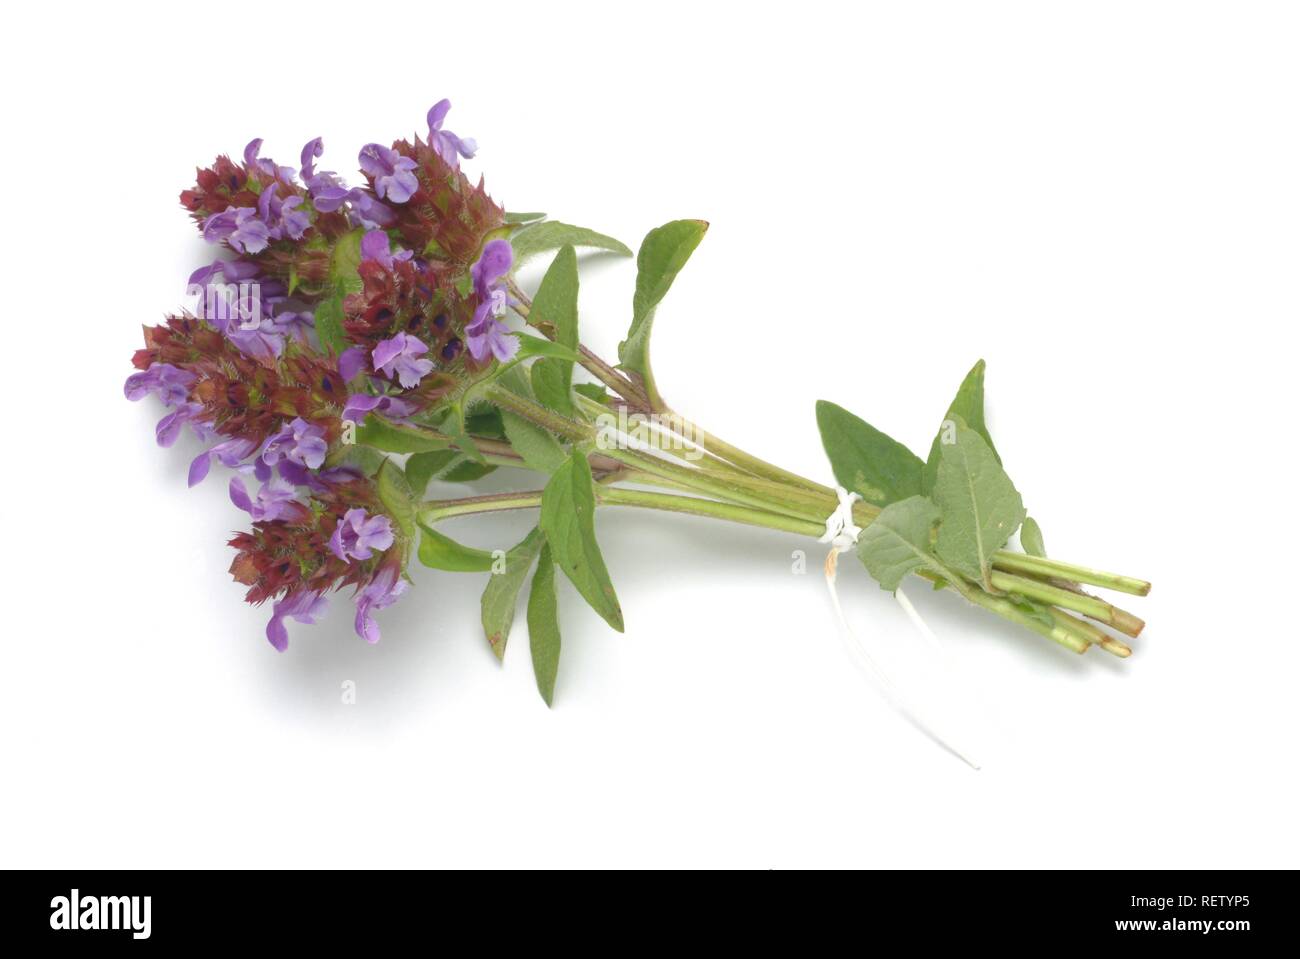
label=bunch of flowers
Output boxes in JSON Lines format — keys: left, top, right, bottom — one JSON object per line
{"left": 127, "top": 99, "right": 1150, "bottom": 721}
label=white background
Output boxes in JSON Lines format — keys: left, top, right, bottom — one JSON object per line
{"left": 2, "top": 0, "right": 1297, "bottom": 868}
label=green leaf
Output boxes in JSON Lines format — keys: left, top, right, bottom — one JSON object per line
{"left": 329, "top": 229, "right": 364, "bottom": 289}
{"left": 931, "top": 421, "right": 1025, "bottom": 590}
{"left": 527, "top": 544, "right": 562, "bottom": 706}
{"left": 922, "top": 360, "right": 1000, "bottom": 493}
{"left": 504, "top": 211, "right": 546, "bottom": 224}
{"left": 502, "top": 410, "right": 567, "bottom": 473}
{"left": 405, "top": 449, "right": 460, "bottom": 495}
{"left": 442, "top": 458, "right": 498, "bottom": 483}
{"left": 510, "top": 220, "right": 631, "bottom": 268}
{"left": 417, "top": 523, "right": 497, "bottom": 572}
{"left": 464, "top": 405, "right": 505, "bottom": 439}
{"left": 532, "top": 362, "right": 570, "bottom": 416}
{"left": 313, "top": 293, "right": 347, "bottom": 355}
{"left": 815, "top": 400, "right": 925, "bottom": 507}
{"left": 325, "top": 443, "right": 386, "bottom": 476}
{"left": 573, "top": 383, "right": 609, "bottom": 404}
{"left": 512, "top": 334, "right": 581, "bottom": 363}
{"left": 528, "top": 245, "right": 580, "bottom": 416}
{"left": 855, "top": 495, "right": 946, "bottom": 592}
{"left": 539, "top": 452, "right": 623, "bottom": 631}
{"left": 617, "top": 219, "right": 708, "bottom": 405}
{"left": 481, "top": 527, "right": 545, "bottom": 660}
{"left": 375, "top": 458, "right": 417, "bottom": 541}
{"left": 436, "top": 406, "right": 486, "bottom": 464}
{"left": 355, "top": 415, "right": 450, "bottom": 454}
{"left": 1020, "top": 516, "right": 1047, "bottom": 558}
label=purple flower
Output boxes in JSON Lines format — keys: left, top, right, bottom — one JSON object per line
{"left": 465, "top": 239, "right": 518, "bottom": 363}
{"left": 360, "top": 229, "right": 413, "bottom": 271}
{"left": 350, "top": 190, "right": 397, "bottom": 228}
{"left": 202, "top": 207, "right": 270, "bottom": 255}
{"left": 229, "top": 477, "right": 299, "bottom": 522}
{"left": 426, "top": 99, "right": 477, "bottom": 168}
{"left": 308, "top": 177, "right": 352, "bottom": 211}
{"left": 372, "top": 333, "right": 434, "bottom": 388}
{"left": 329, "top": 509, "right": 395, "bottom": 563}
{"left": 471, "top": 238, "right": 513, "bottom": 299}
{"left": 266, "top": 590, "right": 329, "bottom": 652}
{"left": 259, "top": 417, "right": 328, "bottom": 473}
{"left": 358, "top": 144, "right": 419, "bottom": 204}
{"left": 243, "top": 138, "right": 295, "bottom": 184}
{"left": 341, "top": 393, "right": 419, "bottom": 424}
{"left": 300, "top": 137, "right": 324, "bottom": 181}
{"left": 124, "top": 363, "right": 194, "bottom": 406}
{"left": 188, "top": 257, "right": 259, "bottom": 287}
{"left": 154, "top": 401, "right": 206, "bottom": 447}
{"left": 244, "top": 138, "right": 275, "bottom": 178}
{"left": 257, "top": 185, "right": 310, "bottom": 241}
{"left": 269, "top": 310, "right": 314, "bottom": 343}
{"left": 338, "top": 346, "right": 369, "bottom": 382}
{"left": 189, "top": 437, "right": 258, "bottom": 487}
{"left": 464, "top": 319, "right": 516, "bottom": 363}
{"left": 223, "top": 316, "right": 285, "bottom": 361}
{"left": 353, "top": 563, "right": 408, "bottom": 644}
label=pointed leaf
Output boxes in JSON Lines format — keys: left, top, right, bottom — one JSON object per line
{"left": 529, "top": 245, "right": 579, "bottom": 415}
{"left": 932, "top": 422, "right": 1025, "bottom": 589}
{"left": 540, "top": 452, "right": 623, "bottom": 631}
{"left": 617, "top": 219, "right": 708, "bottom": 405}
{"left": 527, "top": 544, "right": 562, "bottom": 706}
{"left": 510, "top": 220, "right": 631, "bottom": 268}
{"left": 855, "top": 496, "right": 946, "bottom": 591}
{"left": 418, "top": 524, "right": 497, "bottom": 572}
{"left": 923, "top": 359, "right": 1000, "bottom": 492}
{"left": 815, "top": 400, "right": 924, "bottom": 507}
{"left": 480, "top": 527, "right": 545, "bottom": 660}
{"left": 512, "top": 334, "right": 581, "bottom": 363}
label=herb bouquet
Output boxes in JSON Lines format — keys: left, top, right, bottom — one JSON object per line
{"left": 126, "top": 100, "right": 1150, "bottom": 712}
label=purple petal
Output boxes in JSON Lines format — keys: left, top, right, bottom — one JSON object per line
{"left": 188, "top": 450, "right": 213, "bottom": 487}
{"left": 300, "top": 137, "right": 323, "bottom": 181}
{"left": 360, "top": 229, "right": 391, "bottom": 264}
{"left": 471, "top": 239, "right": 513, "bottom": 293}
{"left": 338, "top": 347, "right": 368, "bottom": 382}
{"left": 427, "top": 99, "right": 451, "bottom": 133}
{"left": 229, "top": 477, "right": 253, "bottom": 513}
{"left": 371, "top": 334, "right": 408, "bottom": 371}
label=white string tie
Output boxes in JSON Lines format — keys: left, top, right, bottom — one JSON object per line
{"left": 819, "top": 485, "right": 981, "bottom": 770}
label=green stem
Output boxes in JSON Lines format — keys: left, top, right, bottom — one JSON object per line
{"left": 988, "top": 570, "right": 1112, "bottom": 621}
{"left": 602, "top": 446, "right": 820, "bottom": 524}
{"left": 662, "top": 407, "right": 834, "bottom": 496}
{"left": 990, "top": 553, "right": 1151, "bottom": 597}
{"left": 599, "top": 486, "right": 826, "bottom": 537}
{"left": 420, "top": 491, "right": 543, "bottom": 523}
{"left": 484, "top": 383, "right": 594, "bottom": 442}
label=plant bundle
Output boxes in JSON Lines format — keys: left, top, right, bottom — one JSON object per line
{"left": 127, "top": 100, "right": 1150, "bottom": 710}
